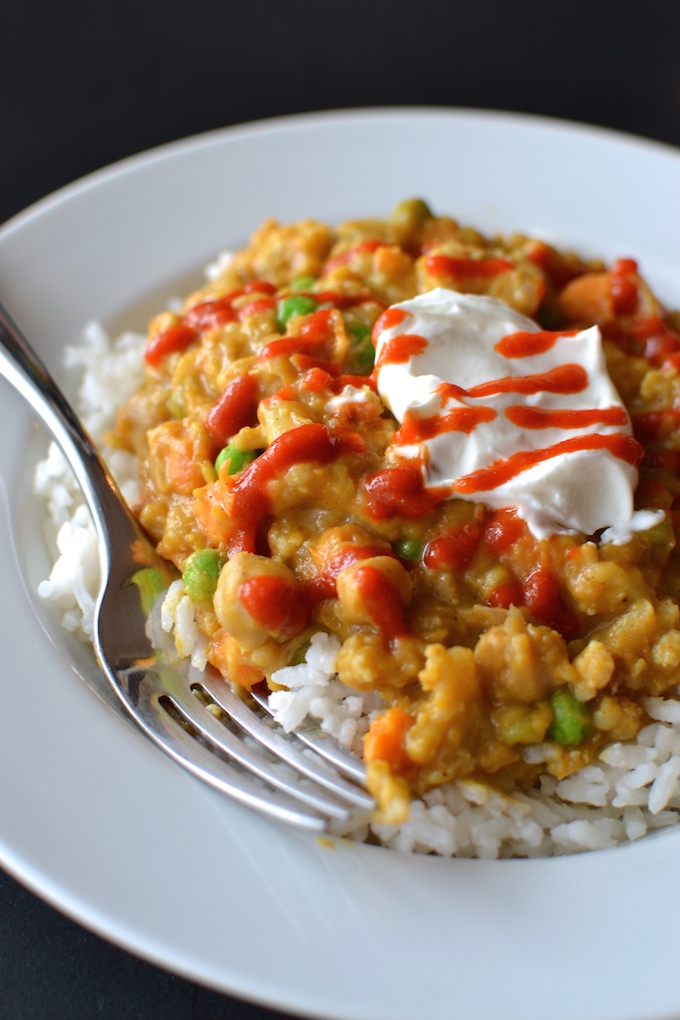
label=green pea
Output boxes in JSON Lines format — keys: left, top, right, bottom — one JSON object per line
{"left": 215, "top": 445, "right": 259, "bottom": 476}
{"left": 290, "top": 638, "right": 311, "bottom": 666}
{"left": 290, "top": 275, "right": 317, "bottom": 291}
{"left": 349, "top": 323, "right": 371, "bottom": 344}
{"left": 276, "top": 295, "right": 319, "bottom": 331}
{"left": 547, "top": 688, "right": 592, "bottom": 746}
{"left": 131, "top": 567, "right": 168, "bottom": 616}
{"left": 348, "top": 322, "right": 375, "bottom": 372}
{"left": 394, "top": 538, "right": 423, "bottom": 562}
{"left": 389, "top": 197, "right": 433, "bottom": 230}
{"left": 182, "top": 549, "right": 226, "bottom": 603}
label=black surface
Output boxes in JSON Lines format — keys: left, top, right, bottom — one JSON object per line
{"left": 3, "top": 1, "right": 680, "bottom": 1017}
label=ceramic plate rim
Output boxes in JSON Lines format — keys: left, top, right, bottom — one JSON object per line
{"left": 3, "top": 107, "right": 680, "bottom": 1020}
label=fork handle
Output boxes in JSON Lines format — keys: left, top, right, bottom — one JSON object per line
{"left": 0, "top": 300, "right": 135, "bottom": 552}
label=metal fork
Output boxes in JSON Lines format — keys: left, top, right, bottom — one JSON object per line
{"left": 0, "top": 300, "right": 374, "bottom": 832}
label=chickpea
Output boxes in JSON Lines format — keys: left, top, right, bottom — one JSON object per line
{"left": 214, "top": 552, "right": 309, "bottom": 650}
{"left": 336, "top": 555, "right": 413, "bottom": 633}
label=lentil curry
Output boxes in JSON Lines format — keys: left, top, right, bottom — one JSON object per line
{"left": 111, "top": 200, "right": 680, "bottom": 825}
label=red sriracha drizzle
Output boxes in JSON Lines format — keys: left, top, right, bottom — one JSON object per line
{"left": 144, "top": 325, "right": 199, "bottom": 368}
{"left": 483, "top": 509, "right": 527, "bottom": 555}
{"left": 424, "top": 254, "right": 514, "bottom": 281}
{"left": 322, "top": 240, "right": 390, "bottom": 276}
{"left": 363, "top": 465, "right": 448, "bottom": 520}
{"left": 609, "top": 258, "right": 639, "bottom": 317}
{"left": 226, "top": 423, "right": 365, "bottom": 554}
{"left": 523, "top": 566, "right": 580, "bottom": 640}
{"left": 308, "top": 544, "right": 396, "bottom": 601}
{"left": 204, "top": 374, "right": 259, "bottom": 446}
{"left": 351, "top": 565, "right": 409, "bottom": 640}
{"left": 259, "top": 308, "right": 336, "bottom": 360}
{"left": 424, "top": 524, "right": 482, "bottom": 571}
{"left": 494, "top": 329, "right": 579, "bottom": 359}
{"left": 238, "top": 576, "right": 310, "bottom": 638}
{"left": 144, "top": 281, "right": 276, "bottom": 366}
{"left": 453, "top": 433, "right": 643, "bottom": 496}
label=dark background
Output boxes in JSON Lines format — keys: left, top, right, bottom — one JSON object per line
{"left": 3, "top": 1, "right": 680, "bottom": 1017}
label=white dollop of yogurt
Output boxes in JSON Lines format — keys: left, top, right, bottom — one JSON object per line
{"left": 374, "top": 287, "right": 650, "bottom": 539}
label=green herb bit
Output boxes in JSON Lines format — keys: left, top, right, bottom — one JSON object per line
{"left": 131, "top": 567, "right": 168, "bottom": 616}
{"left": 290, "top": 638, "right": 312, "bottom": 666}
{"left": 547, "top": 688, "right": 592, "bottom": 746}
{"left": 394, "top": 538, "right": 423, "bottom": 562}
{"left": 494, "top": 702, "right": 553, "bottom": 746}
{"left": 276, "top": 295, "right": 319, "bottom": 331}
{"left": 215, "top": 444, "right": 259, "bottom": 476}
{"left": 290, "top": 275, "right": 317, "bottom": 291}
{"left": 182, "top": 549, "right": 226, "bottom": 603}
{"left": 348, "top": 322, "right": 375, "bottom": 372}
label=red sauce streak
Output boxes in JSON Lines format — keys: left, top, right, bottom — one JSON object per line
{"left": 487, "top": 580, "right": 525, "bottom": 610}
{"left": 243, "top": 281, "right": 277, "bottom": 295}
{"left": 229, "top": 423, "right": 364, "bottom": 553}
{"left": 484, "top": 508, "right": 527, "bottom": 555}
{"left": 436, "top": 381, "right": 470, "bottom": 403}
{"left": 290, "top": 354, "right": 341, "bottom": 376}
{"left": 238, "top": 576, "right": 309, "bottom": 637}
{"left": 352, "top": 565, "right": 409, "bottom": 640}
{"left": 322, "top": 240, "right": 389, "bottom": 276}
{"left": 373, "top": 334, "right": 428, "bottom": 371}
{"left": 364, "top": 465, "right": 447, "bottom": 520}
{"left": 505, "top": 405, "right": 629, "bottom": 430}
{"left": 435, "top": 366, "right": 587, "bottom": 403}
{"left": 525, "top": 241, "right": 582, "bottom": 290}
{"left": 371, "top": 307, "right": 411, "bottom": 346}
{"left": 494, "top": 329, "right": 578, "bottom": 358}
{"left": 610, "top": 258, "right": 639, "bottom": 317}
{"left": 183, "top": 297, "right": 239, "bottom": 331}
{"left": 298, "top": 308, "right": 336, "bottom": 342}
{"left": 259, "top": 309, "right": 336, "bottom": 361}
{"left": 204, "top": 374, "right": 259, "bottom": 446}
{"left": 145, "top": 325, "right": 198, "bottom": 367}
{"left": 393, "top": 405, "right": 496, "bottom": 445}
{"left": 453, "top": 433, "right": 644, "bottom": 495}
{"left": 302, "top": 290, "right": 379, "bottom": 310}
{"left": 331, "top": 374, "right": 377, "bottom": 393}
{"left": 183, "top": 282, "right": 276, "bottom": 332}
{"left": 424, "top": 524, "right": 482, "bottom": 571}
{"left": 632, "top": 408, "right": 680, "bottom": 444}
{"left": 303, "top": 368, "right": 333, "bottom": 392}
{"left": 631, "top": 315, "right": 680, "bottom": 366}
{"left": 308, "top": 544, "right": 394, "bottom": 601}
{"left": 466, "top": 363, "right": 588, "bottom": 399}
{"left": 425, "top": 254, "right": 514, "bottom": 281}
{"left": 523, "top": 567, "right": 580, "bottom": 640}
{"left": 237, "top": 296, "right": 277, "bottom": 318}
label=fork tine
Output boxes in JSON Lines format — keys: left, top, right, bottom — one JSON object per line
{"left": 156, "top": 678, "right": 354, "bottom": 821}
{"left": 200, "top": 674, "right": 375, "bottom": 812}
{"left": 250, "top": 689, "right": 370, "bottom": 785}
{"left": 114, "top": 665, "right": 328, "bottom": 832}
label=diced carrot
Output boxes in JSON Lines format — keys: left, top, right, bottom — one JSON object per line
{"left": 148, "top": 421, "right": 213, "bottom": 495}
{"left": 206, "top": 632, "right": 265, "bottom": 690}
{"left": 363, "top": 707, "right": 414, "bottom": 775}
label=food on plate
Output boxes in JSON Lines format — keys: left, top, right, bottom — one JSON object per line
{"left": 38, "top": 200, "right": 680, "bottom": 855}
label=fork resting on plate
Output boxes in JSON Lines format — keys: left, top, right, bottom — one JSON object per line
{"left": 0, "top": 299, "right": 374, "bottom": 832}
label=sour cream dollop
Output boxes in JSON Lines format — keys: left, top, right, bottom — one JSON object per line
{"left": 373, "top": 288, "right": 652, "bottom": 539}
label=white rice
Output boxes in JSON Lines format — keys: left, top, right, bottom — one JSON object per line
{"left": 35, "top": 315, "right": 680, "bottom": 858}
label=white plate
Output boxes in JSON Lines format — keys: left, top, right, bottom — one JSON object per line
{"left": 2, "top": 108, "right": 680, "bottom": 1020}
